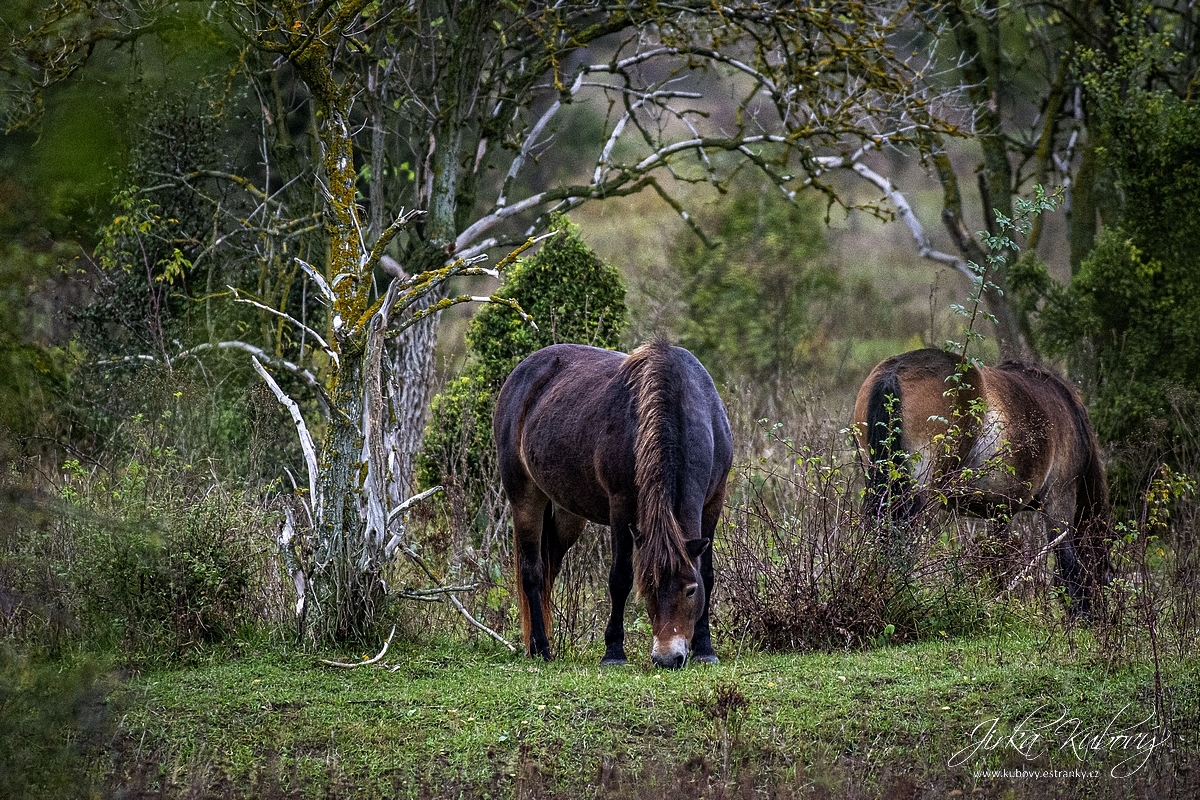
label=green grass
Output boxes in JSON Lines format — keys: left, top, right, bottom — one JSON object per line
{"left": 110, "top": 625, "right": 1200, "bottom": 798}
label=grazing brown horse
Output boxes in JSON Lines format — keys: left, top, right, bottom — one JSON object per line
{"left": 495, "top": 338, "right": 732, "bottom": 668}
{"left": 852, "top": 348, "right": 1111, "bottom": 615}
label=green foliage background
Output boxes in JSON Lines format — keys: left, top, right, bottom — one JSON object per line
{"left": 672, "top": 182, "right": 835, "bottom": 390}
{"left": 416, "top": 214, "right": 627, "bottom": 494}
{"left": 1039, "top": 18, "right": 1200, "bottom": 472}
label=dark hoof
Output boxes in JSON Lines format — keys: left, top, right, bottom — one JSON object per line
{"left": 693, "top": 653, "right": 719, "bottom": 665}
{"left": 600, "top": 656, "right": 628, "bottom": 666}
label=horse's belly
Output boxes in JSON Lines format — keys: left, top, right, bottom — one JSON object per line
{"left": 519, "top": 434, "right": 615, "bottom": 525}
{"left": 913, "top": 407, "right": 1038, "bottom": 510}
{"left": 552, "top": 496, "right": 610, "bottom": 526}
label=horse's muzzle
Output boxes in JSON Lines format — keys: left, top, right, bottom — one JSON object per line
{"left": 651, "top": 636, "right": 689, "bottom": 669}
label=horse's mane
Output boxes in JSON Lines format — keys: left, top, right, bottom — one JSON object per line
{"left": 620, "top": 336, "right": 691, "bottom": 596}
{"left": 993, "top": 359, "right": 1061, "bottom": 383}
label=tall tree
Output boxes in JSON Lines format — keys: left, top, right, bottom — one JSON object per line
{"left": 4, "top": 0, "right": 955, "bottom": 642}
{"left": 1037, "top": 7, "right": 1200, "bottom": 487}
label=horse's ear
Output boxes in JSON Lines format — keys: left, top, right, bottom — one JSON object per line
{"left": 686, "top": 537, "right": 710, "bottom": 559}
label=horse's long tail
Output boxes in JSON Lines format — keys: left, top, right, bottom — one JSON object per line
{"left": 863, "top": 369, "right": 916, "bottom": 520}
{"left": 625, "top": 337, "right": 690, "bottom": 597}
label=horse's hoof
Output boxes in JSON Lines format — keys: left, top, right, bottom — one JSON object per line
{"left": 600, "top": 656, "right": 628, "bottom": 666}
{"left": 693, "top": 653, "right": 719, "bottom": 665}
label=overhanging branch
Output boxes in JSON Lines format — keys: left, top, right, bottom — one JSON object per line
{"left": 816, "top": 151, "right": 975, "bottom": 284}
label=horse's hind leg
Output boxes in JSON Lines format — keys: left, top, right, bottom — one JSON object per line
{"left": 540, "top": 505, "right": 586, "bottom": 652}
{"left": 513, "top": 490, "right": 553, "bottom": 660}
{"left": 1044, "top": 492, "right": 1089, "bottom": 618}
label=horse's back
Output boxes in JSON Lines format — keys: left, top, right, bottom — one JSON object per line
{"left": 662, "top": 344, "right": 734, "bottom": 501}
{"left": 495, "top": 342, "right": 731, "bottom": 523}
{"left": 854, "top": 349, "right": 983, "bottom": 483}
{"left": 494, "top": 343, "right": 625, "bottom": 433}
{"left": 855, "top": 348, "right": 1092, "bottom": 505}
{"left": 495, "top": 344, "right": 631, "bottom": 523}
{"left": 984, "top": 361, "right": 1095, "bottom": 484}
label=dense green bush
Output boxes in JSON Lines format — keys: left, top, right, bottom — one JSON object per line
{"left": 1039, "top": 17, "right": 1200, "bottom": 478}
{"left": 1, "top": 425, "right": 278, "bottom": 663}
{"left": 671, "top": 181, "right": 835, "bottom": 390}
{"left": 417, "top": 214, "right": 627, "bottom": 495}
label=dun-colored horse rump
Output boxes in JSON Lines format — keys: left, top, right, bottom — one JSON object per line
{"left": 494, "top": 338, "right": 732, "bottom": 668}
{"left": 852, "top": 348, "right": 1111, "bottom": 616}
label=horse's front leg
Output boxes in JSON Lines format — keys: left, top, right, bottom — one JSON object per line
{"left": 691, "top": 491, "right": 724, "bottom": 664}
{"left": 602, "top": 506, "right": 635, "bottom": 666}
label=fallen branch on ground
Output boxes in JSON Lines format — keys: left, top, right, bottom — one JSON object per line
{"left": 401, "top": 545, "right": 517, "bottom": 654}
{"left": 320, "top": 625, "right": 397, "bottom": 668}
{"left": 1001, "top": 527, "right": 1072, "bottom": 597}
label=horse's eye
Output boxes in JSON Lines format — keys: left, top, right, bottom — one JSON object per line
{"left": 685, "top": 583, "right": 698, "bottom": 598}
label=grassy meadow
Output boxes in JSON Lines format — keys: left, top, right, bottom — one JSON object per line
{"left": 107, "top": 625, "right": 1198, "bottom": 798}
{"left": 95, "top": 189, "right": 1200, "bottom": 798}
{"left": 5, "top": 157, "right": 1200, "bottom": 800}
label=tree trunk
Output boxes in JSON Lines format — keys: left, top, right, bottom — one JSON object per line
{"left": 381, "top": 76, "right": 475, "bottom": 501}
{"left": 939, "top": 0, "right": 1029, "bottom": 361}
{"left": 1069, "top": 137, "right": 1099, "bottom": 274}
{"left": 310, "top": 340, "right": 384, "bottom": 641}
{"left": 932, "top": 150, "right": 1029, "bottom": 362}
{"left": 290, "top": 40, "right": 387, "bottom": 643}
{"left": 383, "top": 283, "right": 448, "bottom": 506}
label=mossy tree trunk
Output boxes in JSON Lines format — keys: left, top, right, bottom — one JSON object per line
{"left": 284, "top": 21, "right": 380, "bottom": 641}
{"left": 271, "top": 6, "right": 494, "bottom": 642}
{"left": 935, "top": 0, "right": 1026, "bottom": 361}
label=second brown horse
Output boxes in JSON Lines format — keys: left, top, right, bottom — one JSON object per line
{"left": 853, "top": 348, "right": 1111, "bottom": 615}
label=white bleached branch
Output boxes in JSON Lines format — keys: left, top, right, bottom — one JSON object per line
{"left": 176, "top": 341, "right": 321, "bottom": 390}
{"left": 230, "top": 287, "right": 340, "bottom": 365}
{"left": 279, "top": 504, "right": 309, "bottom": 624}
{"left": 386, "top": 484, "right": 444, "bottom": 527}
{"left": 398, "top": 584, "right": 478, "bottom": 601}
{"left": 456, "top": 133, "right": 792, "bottom": 253}
{"left": 295, "top": 258, "right": 334, "bottom": 303}
{"left": 497, "top": 70, "right": 585, "bottom": 209}
{"left": 96, "top": 354, "right": 161, "bottom": 367}
{"left": 320, "top": 625, "right": 396, "bottom": 668}
{"left": 816, "top": 151, "right": 974, "bottom": 283}
{"left": 98, "top": 342, "right": 323, "bottom": 403}
{"left": 1002, "top": 526, "right": 1072, "bottom": 597}
{"left": 251, "top": 357, "right": 319, "bottom": 508}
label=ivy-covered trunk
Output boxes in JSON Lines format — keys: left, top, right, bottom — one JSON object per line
{"left": 290, "top": 40, "right": 390, "bottom": 643}
{"left": 280, "top": 6, "right": 488, "bottom": 644}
